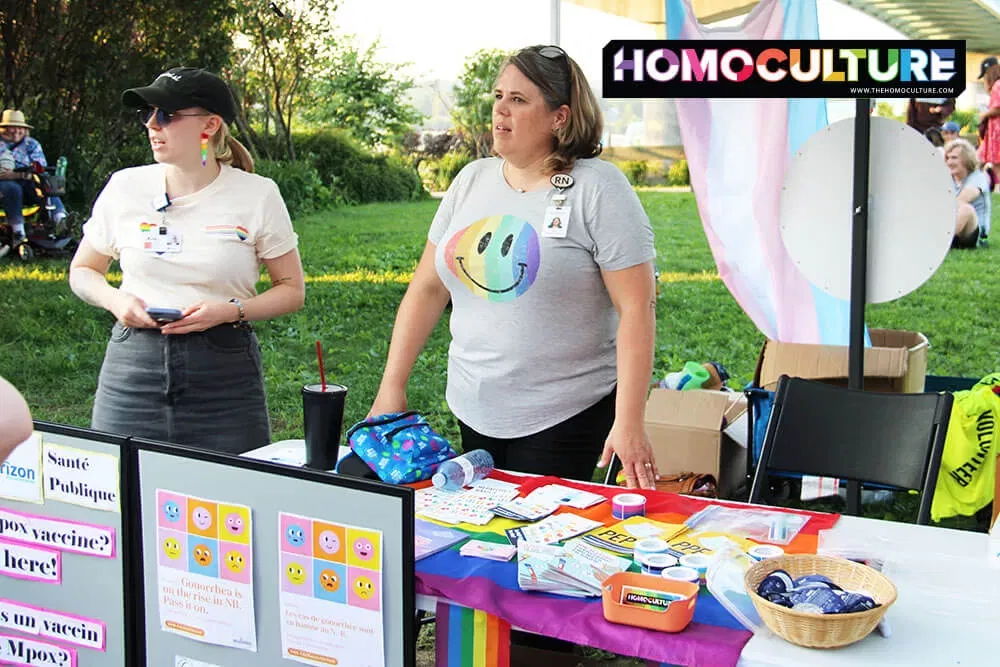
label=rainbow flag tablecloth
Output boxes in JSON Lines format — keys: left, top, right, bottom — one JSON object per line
{"left": 416, "top": 472, "right": 839, "bottom": 667}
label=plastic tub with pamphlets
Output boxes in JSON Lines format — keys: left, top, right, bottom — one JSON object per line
{"left": 601, "top": 572, "right": 698, "bottom": 633}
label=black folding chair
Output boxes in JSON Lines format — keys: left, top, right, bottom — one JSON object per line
{"left": 749, "top": 375, "right": 953, "bottom": 525}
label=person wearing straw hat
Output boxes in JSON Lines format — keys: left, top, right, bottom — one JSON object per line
{"left": 0, "top": 109, "right": 69, "bottom": 238}
{"left": 369, "top": 45, "right": 660, "bottom": 490}
{"left": 68, "top": 67, "right": 305, "bottom": 453}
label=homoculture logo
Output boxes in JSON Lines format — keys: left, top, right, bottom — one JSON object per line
{"left": 602, "top": 40, "right": 966, "bottom": 99}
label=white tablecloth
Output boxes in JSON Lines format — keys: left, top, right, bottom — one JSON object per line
{"left": 739, "top": 515, "right": 998, "bottom": 667}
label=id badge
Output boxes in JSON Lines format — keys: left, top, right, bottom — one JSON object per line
{"left": 542, "top": 205, "right": 570, "bottom": 238}
{"left": 141, "top": 224, "right": 182, "bottom": 254}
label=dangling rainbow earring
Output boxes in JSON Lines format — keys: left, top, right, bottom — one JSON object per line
{"left": 200, "top": 133, "right": 209, "bottom": 167}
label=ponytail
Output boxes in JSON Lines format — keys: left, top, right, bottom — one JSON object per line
{"left": 212, "top": 124, "right": 255, "bottom": 173}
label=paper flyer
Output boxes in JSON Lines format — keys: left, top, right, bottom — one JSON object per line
{"left": 278, "top": 512, "right": 385, "bottom": 667}
{"left": 42, "top": 442, "right": 120, "bottom": 513}
{"left": 0, "top": 431, "right": 42, "bottom": 504}
{"left": 156, "top": 490, "right": 257, "bottom": 652}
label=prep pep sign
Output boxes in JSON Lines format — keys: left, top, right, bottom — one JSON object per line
{"left": 0, "top": 635, "right": 76, "bottom": 667}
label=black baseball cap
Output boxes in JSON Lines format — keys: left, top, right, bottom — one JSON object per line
{"left": 979, "top": 56, "right": 999, "bottom": 79}
{"left": 122, "top": 67, "right": 237, "bottom": 123}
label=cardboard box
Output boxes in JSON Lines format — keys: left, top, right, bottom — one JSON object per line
{"left": 645, "top": 389, "right": 748, "bottom": 498}
{"left": 753, "top": 329, "right": 928, "bottom": 394}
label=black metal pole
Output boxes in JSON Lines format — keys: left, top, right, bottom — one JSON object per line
{"left": 846, "top": 97, "right": 872, "bottom": 516}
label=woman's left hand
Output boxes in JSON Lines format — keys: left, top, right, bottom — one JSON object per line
{"left": 598, "top": 421, "right": 659, "bottom": 490}
{"left": 160, "top": 301, "right": 238, "bottom": 335}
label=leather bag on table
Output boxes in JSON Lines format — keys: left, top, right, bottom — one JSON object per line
{"left": 616, "top": 470, "right": 718, "bottom": 498}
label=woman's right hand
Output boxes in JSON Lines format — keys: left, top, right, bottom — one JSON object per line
{"left": 111, "top": 292, "right": 158, "bottom": 329}
{"left": 368, "top": 385, "right": 408, "bottom": 419}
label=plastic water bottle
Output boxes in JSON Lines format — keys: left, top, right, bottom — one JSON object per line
{"left": 55, "top": 157, "right": 67, "bottom": 178}
{"left": 432, "top": 449, "right": 494, "bottom": 490}
{"left": 658, "top": 361, "right": 710, "bottom": 391}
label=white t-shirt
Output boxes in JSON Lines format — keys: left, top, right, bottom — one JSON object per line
{"left": 428, "top": 157, "right": 656, "bottom": 438}
{"left": 82, "top": 163, "right": 298, "bottom": 309}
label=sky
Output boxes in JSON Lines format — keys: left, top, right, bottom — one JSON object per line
{"left": 329, "top": 0, "right": 984, "bottom": 135}
{"left": 333, "top": 0, "right": 906, "bottom": 82}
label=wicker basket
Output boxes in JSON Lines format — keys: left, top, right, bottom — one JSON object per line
{"left": 744, "top": 554, "right": 897, "bottom": 649}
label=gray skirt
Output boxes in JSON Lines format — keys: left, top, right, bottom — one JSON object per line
{"left": 91, "top": 322, "right": 271, "bottom": 454}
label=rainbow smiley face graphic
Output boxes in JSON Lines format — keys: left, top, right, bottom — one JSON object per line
{"left": 444, "top": 215, "right": 539, "bottom": 302}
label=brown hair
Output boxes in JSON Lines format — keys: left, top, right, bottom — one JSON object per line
{"left": 944, "top": 138, "right": 979, "bottom": 173}
{"left": 496, "top": 45, "right": 603, "bottom": 174}
{"left": 211, "top": 123, "right": 254, "bottom": 173}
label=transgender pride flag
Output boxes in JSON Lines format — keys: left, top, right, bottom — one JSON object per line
{"left": 667, "top": 0, "right": 852, "bottom": 344}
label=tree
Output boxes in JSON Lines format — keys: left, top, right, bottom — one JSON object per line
{"left": 451, "top": 49, "right": 508, "bottom": 159}
{"left": 1, "top": 0, "right": 235, "bottom": 206}
{"left": 227, "top": 0, "right": 338, "bottom": 161}
{"left": 300, "top": 37, "right": 424, "bottom": 149}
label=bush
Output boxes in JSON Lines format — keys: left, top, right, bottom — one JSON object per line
{"left": 667, "top": 159, "right": 690, "bottom": 186}
{"left": 948, "top": 109, "right": 979, "bottom": 134}
{"left": 335, "top": 153, "right": 427, "bottom": 205}
{"left": 254, "top": 159, "right": 334, "bottom": 218}
{"left": 619, "top": 160, "right": 649, "bottom": 186}
{"left": 292, "top": 128, "right": 427, "bottom": 205}
{"left": 420, "top": 151, "right": 474, "bottom": 191}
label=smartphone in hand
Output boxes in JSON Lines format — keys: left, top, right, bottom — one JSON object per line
{"left": 146, "top": 307, "right": 184, "bottom": 323}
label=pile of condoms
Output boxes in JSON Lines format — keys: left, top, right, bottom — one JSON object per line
{"left": 756, "top": 569, "right": 880, "bottom": 615}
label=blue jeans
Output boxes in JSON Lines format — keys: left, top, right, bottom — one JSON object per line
{"left": 91, "top": 322, "right": 272, "bottom": 454}
{"left": 0, "top": 179, "right": 24, "bottom": 227}
{"left": 0, "top": 180, "right": 66, "bottom": 227}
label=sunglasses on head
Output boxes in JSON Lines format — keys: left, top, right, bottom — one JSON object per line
{"left": 136, "top": 106, "right": 210, "bottom": 127}
{"left": 537, "top": 45, "right": 567, "bottom": 60}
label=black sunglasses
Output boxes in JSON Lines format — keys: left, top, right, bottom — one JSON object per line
{"left": 136, "top": 106, "right": 210, "bottom": 127}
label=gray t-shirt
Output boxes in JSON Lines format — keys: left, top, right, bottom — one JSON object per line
{"left": 955, "top": 170, "right": 992, "bottom": 237}
{"left": 428, "top": 157, "right": 656, "bottom": 438}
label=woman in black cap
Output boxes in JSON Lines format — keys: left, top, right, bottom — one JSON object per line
{"left": 68, "top": 68, "right": 305, "bottom": 453}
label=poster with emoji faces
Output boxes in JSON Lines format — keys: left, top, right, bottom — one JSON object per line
{"left": 278, "top": 512, "right": 384, "bottom": 667}
{"left": 155, "top": 489, "right": 257, "bottom": 652}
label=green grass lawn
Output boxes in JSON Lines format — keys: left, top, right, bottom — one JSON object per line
{"left": 2, "top": 191, "right": 998, "bottom": 519}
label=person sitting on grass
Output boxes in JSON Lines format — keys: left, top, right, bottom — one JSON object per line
{"left": 945, "top": 138, "right": 991, "bottom": 249}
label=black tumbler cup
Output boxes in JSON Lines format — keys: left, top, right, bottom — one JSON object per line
{"left": 302, "top": 383, "right": 348, "bottom": 470}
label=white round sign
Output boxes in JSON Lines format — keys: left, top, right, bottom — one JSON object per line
{"left": 779, "top": 117, "right": 955, "bottom": 304}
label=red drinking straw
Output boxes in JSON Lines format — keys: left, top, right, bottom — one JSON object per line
{"left": 316, "top": 340, "right": 327, "bottom": 391}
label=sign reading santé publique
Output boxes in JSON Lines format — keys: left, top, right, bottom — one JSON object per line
{"left": 41, "top": 443, "right": 120, "bottom": 513}
{"left": 602, "top": 40, "right": 966, "bottom": 99}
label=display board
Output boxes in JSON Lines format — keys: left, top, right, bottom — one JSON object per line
{"left": 131, "top": 438, "right": 415, "bottom": 667}
{"left": 0, "top": 422, "right": 129, "bottom": 666}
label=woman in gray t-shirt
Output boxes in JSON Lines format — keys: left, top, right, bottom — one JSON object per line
{"left": 945, "top": 138, "right": 991, "bottom": 248}
{"left": 369, "top": 46, "right": 660, "bottom": 490}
